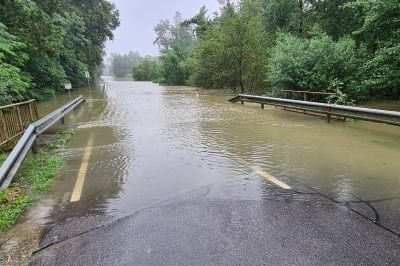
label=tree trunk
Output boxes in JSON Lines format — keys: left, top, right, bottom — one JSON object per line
{"left": 298, "top": 0, "right": 303, "bottom": 35}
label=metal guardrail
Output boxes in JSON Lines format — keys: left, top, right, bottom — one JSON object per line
{"left": 229, "top": 94, "right": 400, "bottom": 126}
{"left": 0, "top": 96, "right": 84, "bottom": 189}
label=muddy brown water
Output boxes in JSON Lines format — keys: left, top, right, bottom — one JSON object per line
{"left": 1, "top": 77, "right": 400, "bottom": 263}
{"left": 40, "top": 77, "right": 400, "bottom": 229}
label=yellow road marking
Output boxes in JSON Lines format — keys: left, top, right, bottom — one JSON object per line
{"left": 70, "top": 133, "right": 95, "bottom": 202}
{"left": 236, "top": 157, "right": 291, "bottom": 190}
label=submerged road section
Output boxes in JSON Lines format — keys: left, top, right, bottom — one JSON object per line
{"left": 10, "top": 79, "right": 400, "bottom": 264}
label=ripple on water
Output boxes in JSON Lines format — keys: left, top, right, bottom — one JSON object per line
{"left": 62, "top": 81, "right": 400, "bottom": 226}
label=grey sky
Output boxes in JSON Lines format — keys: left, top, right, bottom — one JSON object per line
{"left": 105, "top": 0, "right": 221, "bottom": 59}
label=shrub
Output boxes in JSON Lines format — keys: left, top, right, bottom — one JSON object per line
{"left": 268, "top": 33, "right": 364, "bottom": 100}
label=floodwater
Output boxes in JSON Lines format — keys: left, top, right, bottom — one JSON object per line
{"left": 31, "top": 78, "right": 400, "bottom": 235}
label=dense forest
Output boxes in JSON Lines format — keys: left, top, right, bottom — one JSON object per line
{"left": 151, "top": 0, "right": 399, "bottom": 102}
{"left": 0, "top": 0, "right": 119, "bottom": 105}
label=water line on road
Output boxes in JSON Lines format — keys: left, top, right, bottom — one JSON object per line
{"left": 235, "top": 157, "right": 291, "bottom": 189}
{"left": 31, "top": 179, "right": 225, "bottom": 255}
{"left": 282, "top": 175, "right": 400, "bottom": 238}
{"left": 70, "top": 132, "right": 95, "bottom": 202}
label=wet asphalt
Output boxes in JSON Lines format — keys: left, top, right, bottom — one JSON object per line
{"left": 30, "top": 183, "right": 400, "bottom": 265}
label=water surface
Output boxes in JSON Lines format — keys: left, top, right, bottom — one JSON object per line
{"left": 37, "top": 78, "right": 400, "bottom": 233}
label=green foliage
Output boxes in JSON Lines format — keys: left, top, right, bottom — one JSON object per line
{"left": 0, "top": 152, "right": 62, "bottom": 231}
{"left": 154, "top": 12, "right": 195, "bottom": 53}
{"left": 0, "top": 0, "right": 119, "bottom": 104}
{"left": 158, "top": 45, "right": 191, "bottom": 85}
{"left": 132, "top": 59, "right": 159, "bottom": 81}
{"left": 182, "top": 6, "right": 212, "bottom": 38}
{"left": 188, "top": 0, "right": 268, "bottom": 93}
{"left": 0, "top": 193, "right": 28, "bottom": 232}
{"left": 0, "top": 129, "right": 75, "bottom": 231}
{"left": 48, "top": 129, "right": 76, "bottom": 150}
{"left": 346, "top": 0, "right": 400, "bottom": 99}
{"left": 263, "top": 0, "right": 302, "bottom": 36}
{"left": 154, "top": 12, "right": 194, "bottom": 85}
{"left": 0, "top": 23, "right": 32, "bottom": 105}
{"left": 306, "top": 0, "right": 361, "bottom": 39}
{"left": 111, "top": 51, "right": 143, "bottom": 78}
{"left": 268, "top": 32, "right": 363, "bottom": 99}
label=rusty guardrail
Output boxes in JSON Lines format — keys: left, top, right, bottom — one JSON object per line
{"left": 0, "top": 100, "right": 38, "bottom": 148}
{"left": 0, "top": 96, "right": 84, "bottom": 189}
{"left": 229, "top": 94, "right": 400, "bottom": 126}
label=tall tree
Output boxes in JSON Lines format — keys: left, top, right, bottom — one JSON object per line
{"left": 154, "top": 12, "right": 194, "bottom": 85}
{"left": 0, "top": 23, "right": 31, "bottom": 104}
{"left": 0, "top": 0, "right": 119, "bottom": 102}
{"left": 347, "top": 0, "right": 400, "bottom": 99}
{"left": 188, "top": 0, "right": 268, "bottom": 93}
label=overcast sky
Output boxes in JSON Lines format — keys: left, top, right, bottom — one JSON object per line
{"left": 105, "top": 0, "right": 221, "bottom": 59}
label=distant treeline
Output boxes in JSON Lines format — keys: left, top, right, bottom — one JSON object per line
{"left": 108, "top": 52, "right": 158, "bottom": 81}
{"left": 0, "top": 0, "right": 119, "bottom": 105}
{"left": 152, "top": 0, "right": 399, "bottom": 102}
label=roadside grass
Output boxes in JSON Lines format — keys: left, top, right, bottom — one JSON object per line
{"left": 0, "top": 129, "right": 75, "bottom": 231}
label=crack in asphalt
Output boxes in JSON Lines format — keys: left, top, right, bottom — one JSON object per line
{"left": 286, "top": 177, "right": 400, "bottom": 237}
{"left": 31, "top": 180, "right": 221, "bottom": 257}
{"left": 32, "top": 176, "right": 400, "bottom": 259}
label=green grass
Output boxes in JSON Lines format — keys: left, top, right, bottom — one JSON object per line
{"left": 0, "top": 129, "right": 75, "bottom": 231}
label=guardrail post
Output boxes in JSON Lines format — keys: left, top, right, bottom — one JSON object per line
{"left": 261, "top": 103, "right": 264, "bottom": 109}
{"left": 60, "top": 117, "right": 65, "bottom": 125}
{"left": 326, "top": 108, "right": 332, "bottom": 123}
{"left": 31, "top": 139, "right": 38, "bottom": 154}
{"left": 240, "top": 97, "right": 244, "bottom": 105}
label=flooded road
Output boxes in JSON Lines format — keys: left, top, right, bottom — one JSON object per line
{"left": 22, "top": 78, "right": 400, "bottom": 264}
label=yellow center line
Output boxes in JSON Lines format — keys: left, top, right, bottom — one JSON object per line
{"left": 236, "top": 157, "right": 291, "bottom": 190}
{"left": 70, "top": 133, "right": 95, "bottom": 202}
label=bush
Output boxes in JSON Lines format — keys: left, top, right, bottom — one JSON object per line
{"left": 268, "top": 33, "right": 364, "bottom": 100}
{"left": 132, "top": 59, "right": 159, "bottom": 81}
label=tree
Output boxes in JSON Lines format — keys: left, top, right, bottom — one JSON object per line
{"left": 0, "top": 0, "right": 119, "bottom": 102}
{"left": 154, "top": 12, "right": 194, "bottom": 53}
{"left": 154, "top": 12, "right": 194, "bottom": 85}
{"left": 182, "top": 6, "right": 212, "bottom": 38}
{"left": 188, "top": 0, "right": 268, "bottom": 93}
{"left": 268, "top": 32, "right": 363, "bottom": 99}
{"left": 0, "top": 23, "right": 31, "bottom": 105}
{"left": 263, "top": 0, "right": 301, "bottom": 35}
{"left": 132, "top": 59, "right": 159, "bottom": 81}
{"left": 346, "top": 0, "right": 400, "bottom": 99}
{"left": 68, "top": 0, "right": 120, "bottom": 79}
{"left": 306, "top": 0, "right": 361, "bottom": 39}
{"left": 154, "top": 0, "right": 399, "bottom": 101}
{"left": 111, "top": 52, "right": 143, "bottom": 78}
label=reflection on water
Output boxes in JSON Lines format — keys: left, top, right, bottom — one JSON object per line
{"left": 37, "top": 77, "right": 400, "bottom": 233}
